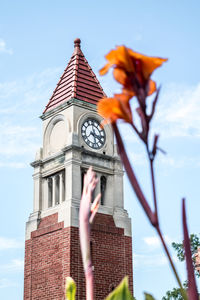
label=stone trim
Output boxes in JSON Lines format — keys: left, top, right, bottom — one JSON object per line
{"left": 31, "top": 221, "right": 64, "bottom": 238}
{"left": 41, "top": 98, "right": 96, "bottom": 120}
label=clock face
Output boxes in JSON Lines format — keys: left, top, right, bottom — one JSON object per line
{"left": 81, "top": 118, "right": 106, "bottom": 149}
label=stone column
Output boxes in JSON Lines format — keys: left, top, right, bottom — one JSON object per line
{"left": 64, "top": 148, "right": 81, "bottom": 204}
{"left": 43, "top": 178, "right": 48, "bottom": 209}
{"left": 95, "top": 173, "right": 101, "bottom": 203}
{"left": 52, "top": 176, "right": 56, "bottom": 207}
{"left": 59, "top": 172, "right": 64, "bottom": 203}
{"left": 114, "top": 172, "right": 124, "bottom": 208}
{"left": 113, "top": 159, "right": 124, "bottom": 209}
{"left": 71, "top": 161, "right": 81, "bottom": 203}
{"left": 33, "top": 165, "right": 42, "bottom": 212}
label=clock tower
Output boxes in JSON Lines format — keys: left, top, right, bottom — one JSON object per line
{"left": 24, "top": 39, "right": 133, "bottom": 300}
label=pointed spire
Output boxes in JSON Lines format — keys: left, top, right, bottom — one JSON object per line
{"left": 43, "top": 39, "right": 106, "bottom": 114}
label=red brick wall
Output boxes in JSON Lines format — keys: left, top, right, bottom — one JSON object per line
{"left": 24, "top": 213, "right": 133, "bottom": 299}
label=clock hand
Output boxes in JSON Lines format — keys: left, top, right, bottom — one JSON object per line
{"left": 86, "top": 126, "right": 94, "bottom": 138}
{"left": 92, "top": 126, "right": 100, "bottom": 142}
{"left": 90, "top": 126, "right": 95, "bottom": 142}
{"left": 90, "top": 131, "right": 97, "bottom": 143}
{"left": 91, "top": 132, "right": 102, "bottom": 141}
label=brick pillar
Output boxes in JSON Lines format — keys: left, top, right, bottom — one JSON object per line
{"left": 24, "top": 213, "right": 133, "bottom": 300}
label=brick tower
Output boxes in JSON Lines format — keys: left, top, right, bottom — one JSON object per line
{"left": 24, "top": 39, "right": 133, "bottom": 300}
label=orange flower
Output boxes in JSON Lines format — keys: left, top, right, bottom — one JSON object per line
{"left": 97, "top": 93, "right": 132, "bottom": 124}
{"left": 100, "top": 46, "right": 167, "bottom": 96}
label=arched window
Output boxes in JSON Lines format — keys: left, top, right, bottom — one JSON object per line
{"left": 100, "top": 176, "right": 107, "bottom": 205}
{"left": 48, "top": 178, "right": 53, "bottom": 207}
{"left": 46, "top": 170, "right": 65, "bottom": 208}
{"left": 55, "top": 175, "right": 60, "bottom": 205}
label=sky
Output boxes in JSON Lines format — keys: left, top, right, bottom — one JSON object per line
{"left": 0, "top": 0, "right": 200, "bottom": 299}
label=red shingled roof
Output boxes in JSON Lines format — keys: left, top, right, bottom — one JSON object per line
{"left": 43, "top": 38, "right": 106, "bottom": 113}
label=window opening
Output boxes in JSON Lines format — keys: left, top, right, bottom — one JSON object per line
{"left": 55, "top": 175, "right": 60, "bottom": 205}
{"left": 62, "top": 171, "right": 65, "bottom": 202}
{"left": 81, "top": 169, "right": 86, "bottom": 193}
{"left": 48, "top": 178, "right": 53, "bottom": 207}
{"left": 100, "top": 176, "right": 107, "bottom": 205}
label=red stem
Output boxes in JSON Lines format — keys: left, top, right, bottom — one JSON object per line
{"left": 150, "top": 159, "right": 159, "bottom": 226}
{"left": 147, "top": 140, "right": 185, "bottom": 294}
{"left": 113, "top": 122, "right": 186, "bottom": 296}
{"left": 182, "top": 199, "right": 199, "bottom": 300}
{"left": 113, "top": 123, "right": 156, "bottom": 226}
{"left": 156, "top": 226, "right": 185, "bottom": 295}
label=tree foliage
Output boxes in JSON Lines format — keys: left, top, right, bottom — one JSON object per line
{"left": 172, "top": 233, "right": 200, "bottom": 278}
{"left": 162, "top": 234, "right": 200, "bottom": 299}
{"left": 162, "top": 282, "right": 188, "bottom": 300}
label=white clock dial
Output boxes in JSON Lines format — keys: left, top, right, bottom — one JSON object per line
{"left": 81, "top": 119, "right": 105, "bottom": 149}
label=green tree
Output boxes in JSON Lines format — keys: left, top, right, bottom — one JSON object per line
{"left": 172, "top": 233, "right": 200, "bottom": 278}
{"left": 162, "top": 234, "right": 200, "bottom": 299}
{"left": 162, "top": 282, "right": 188, "bottom": 300}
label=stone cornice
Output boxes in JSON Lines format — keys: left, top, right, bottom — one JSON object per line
{"left": 31, "top": 144, "right": 121, "bottom": 169}
{"left": 30, "top": 160, "right": 43, "bottom": 167}
{"left": 40, "top": 98, "right": 97, "bottom": 120}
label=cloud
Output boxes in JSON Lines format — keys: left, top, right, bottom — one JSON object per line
{"left": 134, "top": 253, "right": 168, "bottom": 268}
{"left": 134, "top": 252, "right": 178, "bottom": 268}
{"left": 134, "top": 234, "right": 179, "bottom": 268}
{"left": 99, "top": 78, "right": 200, "bottom": 140}
{"left": 0, "top": 237, "right": 23, "bottom": 250}
{"left": 0, "top": 124, "right": 40, "bottom": 157}
{"left": 0, "top": 162, "right": 27, "bottom": 168}
{"left": 0, "top": 278, "right": 18, "bottom": 289}
{"left": 0, "top": 259, "right": 24, "bottom": 273}
{"left": 133, "top": 33, "right": 143, "bottom": 41}
{"left": 0, "top": 67, "right": 61, "bottom": 109}
{"left": 114, "top": 81, "right": 200, "bottom": 169}
{"left": 0, "top": 67, "right": 62, "bottom": 164}
{"left": 158, "top": 154, "right": 200, "bottom": 168}
{"left": 0, "top": 39, "right": 13, "bottom": 55}
{"left": 128, "top": 151, "right": 145, "bottom": 166}
{"left": 118, "top": 81, "right": 200, "bottom": 141}
{"left": 155, "top": 82, "right": 200, "bottom": 138}
{"left": 143, "top": 235, "right": 172, "bottom": 249}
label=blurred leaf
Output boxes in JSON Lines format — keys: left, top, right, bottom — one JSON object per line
{"left": 65, "top": 277, "right": 76, "bottom": 300}
{"left": 105, "top": 276, "right": 134, "bottom": 300}
{"left": 144, "top": 292, "right": 156, "bottom": 300}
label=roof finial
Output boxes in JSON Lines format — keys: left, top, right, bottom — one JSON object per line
{"left": 74, "top": 38, "right": 81, "bottom": 48}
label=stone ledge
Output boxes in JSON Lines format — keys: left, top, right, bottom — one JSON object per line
{"left": 31, "top": 221, "right": 64, "bottom": 238}
{"left": 92, "top": 224, "right": 124, "bottom": 235}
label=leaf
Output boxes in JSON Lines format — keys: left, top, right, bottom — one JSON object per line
{"left": 65, "top": 277, "right": 76, "bottom": 300}
{"left": 105, "top": 276, "right": 134, "bottom": 300}
{"left": 136, "top": 106, "right": 148, "bottom": 141}
{"left": 151, "top": 134, "right": 159, "bottom": 159}
{"left": 148, "top": 86, "right": 161, "bottom": 122}
{"left": 144, "top": 292, "right": 156, "bottom": 300}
